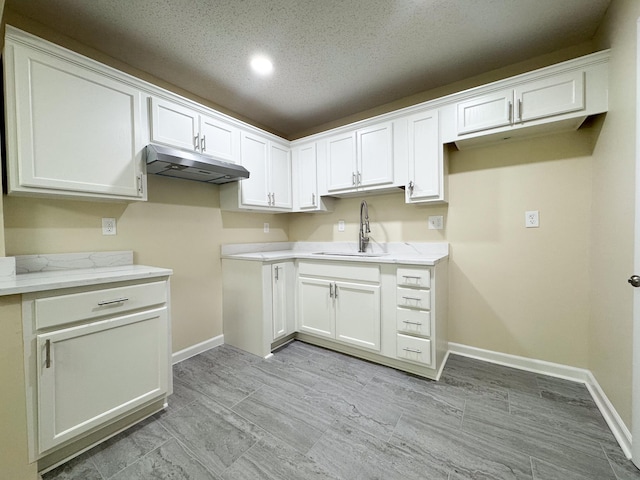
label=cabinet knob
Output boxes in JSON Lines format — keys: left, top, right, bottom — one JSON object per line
{"left": 628, "top": 275, "right": 640, "bottom": 287}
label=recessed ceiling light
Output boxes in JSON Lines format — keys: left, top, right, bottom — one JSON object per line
{"left": 250, "top": 55, "right": 274, "bottom": 76}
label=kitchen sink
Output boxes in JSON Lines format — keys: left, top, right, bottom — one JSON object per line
{"left": 311, "top": 251, "right": 389, "bottom": 257}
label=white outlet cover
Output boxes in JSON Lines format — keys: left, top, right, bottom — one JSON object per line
{"left": 263, "top": 223, "right": 270, "bottom": 233}
{"left": 428, "top": 215, "right": 444, "bottom": 230}
{"left": 525, "top": 210, "right": 539, "bottom": 228}
{"left": 102, "top": 217, "right": 116, "bottom": 235}
{"left": 338, "top": 220, "right": 345, "bottom": 232}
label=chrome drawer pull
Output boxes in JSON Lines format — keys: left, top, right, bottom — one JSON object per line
{"left": 45, "top": 339, "right": 51, "bottom": 368}
{"left": 403, "top": 347, "right": 422, "bottom": 354}
{"left": 97, "top": 297, "right": 129, "bottom": 306}
{"left": 402, "top": 320, "right": 423, "bottom": 326}
{"left": 402, "top": 275, "right": 422, "bottom": 279}
{"left": 402, "top": 296, "right": 422, "bottom": 302}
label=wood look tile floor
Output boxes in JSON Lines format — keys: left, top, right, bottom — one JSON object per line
{"left": 43, "top": 341, "right": 640, "bottom": 480}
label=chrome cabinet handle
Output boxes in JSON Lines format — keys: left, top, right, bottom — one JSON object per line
{"left": 329, "top": 283, "right": 334, "bottom": 298}
{"left": 402, "top": 296, "right": 422, "bottom": 302}
{"left": 312, "top": 193, "right": 316, "bottom": 205}
{"left": 408, "top": 181, "right": 414, "bottom": 196}
{"left": 352, "top": 172, "right": 356, "bottom": 185}
{"left": 274, "top": 266, "right": 280, "bottom": 281}
{"left": 334, "top": 283, "right": 338, "bottom": 298}
{"left": 403, "top": 347, "right": 422, "bottom": 354}
{"left": 45, "top": 339, "right": 51, "bottom": 368}
{"left": 508, "top": 101, "right": 513, "bottom": 123}
{"left": 357, "top": 172, "right": 362, "bottom": 185}
{"left": 194, "top": 134, "right": 200, "bottom": 151}
{"left": 272, "top": 192, "right": 275, "bottom": 205}
{"left": 267, "top": 193, "right": 272, "bottom": 205}
{"left": 518, "top": 99, "right": 523, "bottom": 122}
{"left": 97, "top": 297, "right": 129, "bottom": 306}
{"left": 402, "top": 275, "right": 422, "bottom": 280}
{"left": 201, "top": 135, "right": 206, "bottom": 152}
{"left": 402, "top": 320, "right": 423, "bottom": 326}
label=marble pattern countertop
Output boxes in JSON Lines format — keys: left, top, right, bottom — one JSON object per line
{"left": 0, "top": 251, "right": 173, "bottom": 296}
{"left": 221, "top": 242, "right": 449, "bottom": 266}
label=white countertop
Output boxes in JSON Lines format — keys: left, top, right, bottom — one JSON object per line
{"left": 0, "top": 265, "right": 173, "bottom": 296}
{"left": 0, "top": 251, "right": 172, "bottom": 296}
{"left": 221, "top": 242, "right": 449, "bottom": 266}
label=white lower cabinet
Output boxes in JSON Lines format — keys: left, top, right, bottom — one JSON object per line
{"left": 222, "top": 259, "right": 294, "bottom": 358}
{"left": 37, "top": 308, "right": 169, "bottom": 452}
{"left": 298, "top": 261, "right": 381, "bottom": 352}
{"left": 222, "top": 255, "right": 448, "bottom": 379}
{"left": 23, "top": 278, "right": 172, "bottom": 459}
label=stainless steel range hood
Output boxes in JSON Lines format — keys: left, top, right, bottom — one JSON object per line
{"left": 145, "top": 143, "right": 249, "bottom": 184}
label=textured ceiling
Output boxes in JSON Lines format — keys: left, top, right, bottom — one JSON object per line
{"left": 6, "top": 0, "right": 611, "bottom": 138}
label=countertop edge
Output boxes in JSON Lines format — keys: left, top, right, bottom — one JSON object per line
{"left": 221, "top": 251, "right": 448, "bottom": 266}
{"left": 0, "top": 265, "right": 173, "bottom": 296}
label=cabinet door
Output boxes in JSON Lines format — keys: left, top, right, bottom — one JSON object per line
{"left": 515, "top": 71, "right": 584, "bottom": 123}
{"left": 199, "top": 114, "right": 240, "bottom": 163}
{"left": 150, "top": 97, "right": 199, "bottom": 151}
{"left": 272, "top": 263, "right": 289, "bottom": 341}
{"left": 406, "top": 109, "right": 443, "bottom": 203}
{"left": 297, "top": 143, "right": 318, "bottom": 210}
{"left": 357, "top": 122, "right": 394, "bottom": 188}
{"left": 239, "top": 132, "right": 270, "bottom": 207}
{"left": 326, "top": 132, "right": 357, "bottom": 192}
{"left": 456, "top": 89, "right": 513, "bottom": 135}
{"left": 37, "top": 308, "right": 169, "bottom": 453}
{"left": 270, "top": 143, "right": 292, "bottom": 209}
{"left": 7, "top": 43, "right": 144, "bottom": 199}
{"left": 334, "top": 281, "right": 380, "bottom": 351}
{"left": 297, "top": 277, "right": 334, "bottom": 338}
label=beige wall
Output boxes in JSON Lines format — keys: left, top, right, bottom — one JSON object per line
{"left": 589, "top": 0, "right": 640, "bottom": 428}
{"left": 3, "top": 176, "right": 288, "bottom": 352}
{"left": 290, "top": 129, "right": 595, "bottom": 367}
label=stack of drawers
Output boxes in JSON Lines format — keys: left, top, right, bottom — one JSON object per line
{"left": 395, "top": 266, "right": 433, "bottom": 367}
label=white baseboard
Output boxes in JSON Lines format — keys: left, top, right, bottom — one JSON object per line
{"left": 585, "top": 371, "right": 633, "bottom": 458}
{"left": 448, "top": 342, "right": 632, "bottom": 458}
{"left": 172, "top": 334, "right": 224, "bottom": 364}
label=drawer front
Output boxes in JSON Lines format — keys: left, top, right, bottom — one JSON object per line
{"left": 396, "top": 267, "right": 430, "bottom": 288}
{"left": 396, "top": 308, "right": 431, "bottom": 337}
{"left": 396, "top": 334, "right": 432, "bottom": 366}
{"left": 35, "top": 281, "right": 168, "bottom": 329}
{"left": 396, "top": 287, "right": 430, "bottom": 310}
{"left": 298, "top": 261, "right": 379, "bottom": 283}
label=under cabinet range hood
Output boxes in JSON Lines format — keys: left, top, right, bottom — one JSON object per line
{"left": 145, "top": 144, "right": 249, "bottom": 184}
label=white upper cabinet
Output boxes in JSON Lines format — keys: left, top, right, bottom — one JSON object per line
{"left": 326, "top": 121, "right": 398, "bottom": 194}
{"left": 4, "top": 29, "right": 146, "bottom": 201}
{"left": 406, "top": 109, "right": 446, "bottom": 204}
{"left": 220, "top": 131, "right": 292, "bottom": 211}
{"left": 443, "top": 51, "right": 608, "bottom": 148}
{"left": 296, "top": 143, "right": 319, "bottom": 210}
{"left": 457, "top": 71, "right": 584, "bottom": 136}
{"left": 150, "top": 97, "right": 240, "bottom": 163}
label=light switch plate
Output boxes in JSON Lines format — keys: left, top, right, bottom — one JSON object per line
{"left": 428, "top": 215, "right": 443, "bottom": 230}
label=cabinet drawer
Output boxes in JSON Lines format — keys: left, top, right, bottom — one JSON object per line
{"left": 396, "top": 308, "right": 431, "bottom": 337}
{"left": 35, "top": 281, "right": 167, "bottom": 329}
{"left": 396, "top": 267, "right": 430, "bottom": 288}
{"left": 396, "top": 287, "right": 430, "bottom": 310}
{"left": 396, "top": 334, "right": 432, "bottom": 366}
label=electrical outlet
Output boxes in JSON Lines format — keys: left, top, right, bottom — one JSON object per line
{"left": 338, "top": 220, "right": 345, "bottom": 232}
{"left": 428, "top": 215, "right": 444, "bottom": 230}
{"left": 102, "top": 218, "right": 116, "bottom": 235}
{"left": 264, "top": 223, "right": 270, "bottom": 233}
{"left": 525, "top": 210, "right": 539, "bottom": 228}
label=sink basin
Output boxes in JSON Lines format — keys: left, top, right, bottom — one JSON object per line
{"left": 311, "top": 252, "right": 389, "bottom": 257}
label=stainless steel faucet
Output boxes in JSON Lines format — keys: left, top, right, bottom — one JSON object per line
{"left": 359, "top": 200, "right": 370, "bottom": 252}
